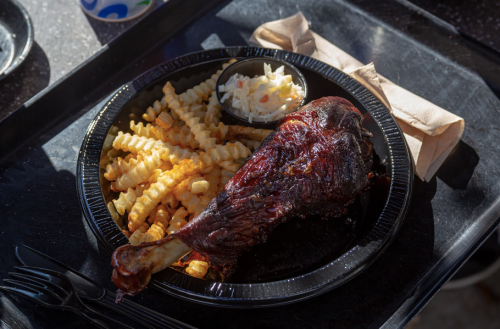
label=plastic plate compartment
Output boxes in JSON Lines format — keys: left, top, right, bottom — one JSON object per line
{"left": 76, "top": 47, "right": 413, "bottom": 308}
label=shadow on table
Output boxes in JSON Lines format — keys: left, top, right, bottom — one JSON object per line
{"left": 436, "top": 141, "right": 480, "bottom": 191}
{"left": 0, "top": 42, "right": 50, "bottom": 121}
{"left": 0, "top": 140, "right": 113, "bottom": 328}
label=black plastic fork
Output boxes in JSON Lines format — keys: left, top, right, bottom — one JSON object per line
{"left": 0, "top": 266, "right": 134, "bottom": 329}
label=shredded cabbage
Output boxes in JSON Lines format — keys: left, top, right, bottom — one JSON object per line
{"left": 218, "top": 63, "right": 304, "bottom": 123}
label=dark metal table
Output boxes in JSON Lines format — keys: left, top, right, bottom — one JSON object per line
{"left": 1, "top": 0, "right": 500, "bottom": 328}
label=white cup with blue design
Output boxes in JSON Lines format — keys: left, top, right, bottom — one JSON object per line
{"left": 80, "top": 0, "right": 154, "bottom": 22}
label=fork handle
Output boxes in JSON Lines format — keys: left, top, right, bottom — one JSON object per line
{"left": 91, "top": 289, "right": 197, "bottom": 329}
{"left": 77, "top": 303, "right": 135, "bottom": 329}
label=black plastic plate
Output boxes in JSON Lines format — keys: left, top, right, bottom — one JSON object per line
{"left": 77, "top": 47, "right": 413, "bottom": 307}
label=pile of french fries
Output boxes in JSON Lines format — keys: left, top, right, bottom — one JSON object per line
{"left": 101, "top": 59, "right": 273, "bottom": 278}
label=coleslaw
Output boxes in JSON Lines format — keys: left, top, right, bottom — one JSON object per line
{"left": 218, "top": 63, "right": 305, "bottom": 123}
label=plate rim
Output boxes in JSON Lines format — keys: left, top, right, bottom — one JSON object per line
{"left": 76, "top": 46, "right": 414, "bottom": 308}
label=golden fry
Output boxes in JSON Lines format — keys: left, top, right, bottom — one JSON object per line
{"left": 185, "top": 260, "right": 209, "bottom": 278}
{"left": 226, "top": 125, "right": 273, "bottom": 141}
{"left": 143, "top": 99, "right": 166, "bottom": 122}
{"left": 175, "top": 106, "right": 217, "bottom": 151}
{"left": 156, "top": 111, "right": 174, "bottom": 130}
{"left": 205, "top": 91, "right": 222, "bottom": 126}
{"left": 190, "top": 178, "right": 210, "bottom": 194}
{"left": 173, "top": 175, "right": 205, "bottom": 216}
{"left": 161, "top": 193, "right": 179, "bottom": 209}
{"left": 130, "top": 121, "right": 154, "bottom": 139}
{"left": 167, "top": 207, "right": 189, "bottom": 235}
{"left": 111, "top": 151, "right": 163, "bottom": 192}
{"left": 150, "top": 125, "right": 199, "bottom": 149}
{"left": 112, "top": 183, "right": 150, "bottom": 216}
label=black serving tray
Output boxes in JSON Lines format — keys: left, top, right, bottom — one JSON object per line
{"left": 1, "top": 0, "right": 500, "bottom": 328}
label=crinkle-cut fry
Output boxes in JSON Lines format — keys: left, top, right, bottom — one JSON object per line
{"left": 218, "top": 168, "right": 236, "bottom": 193}
{"left": 208, "top": 122, "right": 229, "bottom": 142}
{"left": 173, "top": 175, "right": 205, "bottom": 216}
{"left": 175, "top": 107, "right": 217, "bottom": 151}
{"left": 104, "top": 158, "right": 124, "bottom": 181}
{"left": 156, "top": 111, "right": 174, "bottom": 130}
{"left": 190, "top": 103, "right": 206, "bottom": 114}
{"left": 147, "top": 206, "right": 159, "bottom": 224}
{"left": 179, "top": 89, "right": 202, "bottom": 106}
{"left": 150, "top": 125, "right": 199, "bottom": 149}
{"left": 128, "top": 159, "right": 199, "bottom": 231}
{"left": 129, "top": 230, "right": 155, "bottom": 246}
{"left": 158, "top": 142, "right": 196, "bottom": 165}
{"left": 104, "top": 153, "right": 139, "bottom": 181}
{"left": 154, "top": 205, "right": 171, "bottom": 224}
{"left": 111, "top": 151, "right": 163, "bottom": 192}
{"left": 130, "top": 121, "right": 154, "bottom": 139}
{"left": 185, "top": 260, "right": 209, "bottom": 279}
{"left": 113, "top": 133, "right": 195, "bottom": 164}
{"left": 239, "top": 138, "right": 261, "bottom": 151}
{"left": 200, "top": 168, "right": 221, "bottom": 206}
{"left": 226, "top": 125, "right": 273, "bottom": 141}
{"left": 190, "top": 142, "right": 251, "bottom": 168}
{"left": 129, "top": 222, "right": 152, "bottom": 245}
{"left": 103, "top": 125, "right": 119, "bottom": 152}
{"left": 189, "top": 177, "right": 210, "bottom": 194}
{"left": 175, "top": 189, "right": 204, "bottom": 216}
{"left": 179, "top": 80, "right": 214, "bottom": 106}
{"left": 205, "top": 91, "right": 222, "bottom": 126}
{"left": 143, "top": 99, "right": 166, "bottom": 122}
{"left": 134, "top": 222, "right": 149, "bottom": 234}
{"left": 107, "top": 202, "right": 120, "bottom": 223}
{"left": 218, "top": 160, "right": 243, "bottom": 173}
{"left": 163, "top": 82, "right": 182, "bottom": 110}
{"left": 177, "top": 59, "right": 236, "bottom": 107}
{"left": 103, "top": 133, "right": 117, "bottom": 154}
{"left": 113, "top": 132, "right": 158, "bottom": 154}
{"left": 128, "top": 142, "right": 249, "bottom": 230}
{"left": 101, "top": 146, "right": 125, "bottom": 169}
{"left": 112, "top": 184, "right": 149, "bottom": 216}
{"left": 161, "top": 193, "right": 179, "bottom": 209}
{"left": 167, "top": 207, "right": 189, "bottom": 235}
{"left": 145, "top": 205, "right": 171, "bottom": 241}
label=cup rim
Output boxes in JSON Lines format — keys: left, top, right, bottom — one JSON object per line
{"left": 80, "top": 0, "right": 154, "bottom": 23}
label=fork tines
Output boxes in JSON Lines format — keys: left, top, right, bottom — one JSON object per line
{"left": 0, "top": 267, "right": 73, "bottom": 307}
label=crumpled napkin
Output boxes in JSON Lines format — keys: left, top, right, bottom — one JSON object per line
{"left": 250, "top": 12, "right": 465, "bottom": 182}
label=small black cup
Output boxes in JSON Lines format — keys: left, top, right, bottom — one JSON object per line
{"left": 216, "top": 57, "right": 308, "bottom": 128}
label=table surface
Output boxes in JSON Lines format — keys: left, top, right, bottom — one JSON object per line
{"left": 0, "top": 0, "right": 165, "bottom": 121}
{"left": 1, "top": 0, "right": 500, "bottom": 328}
